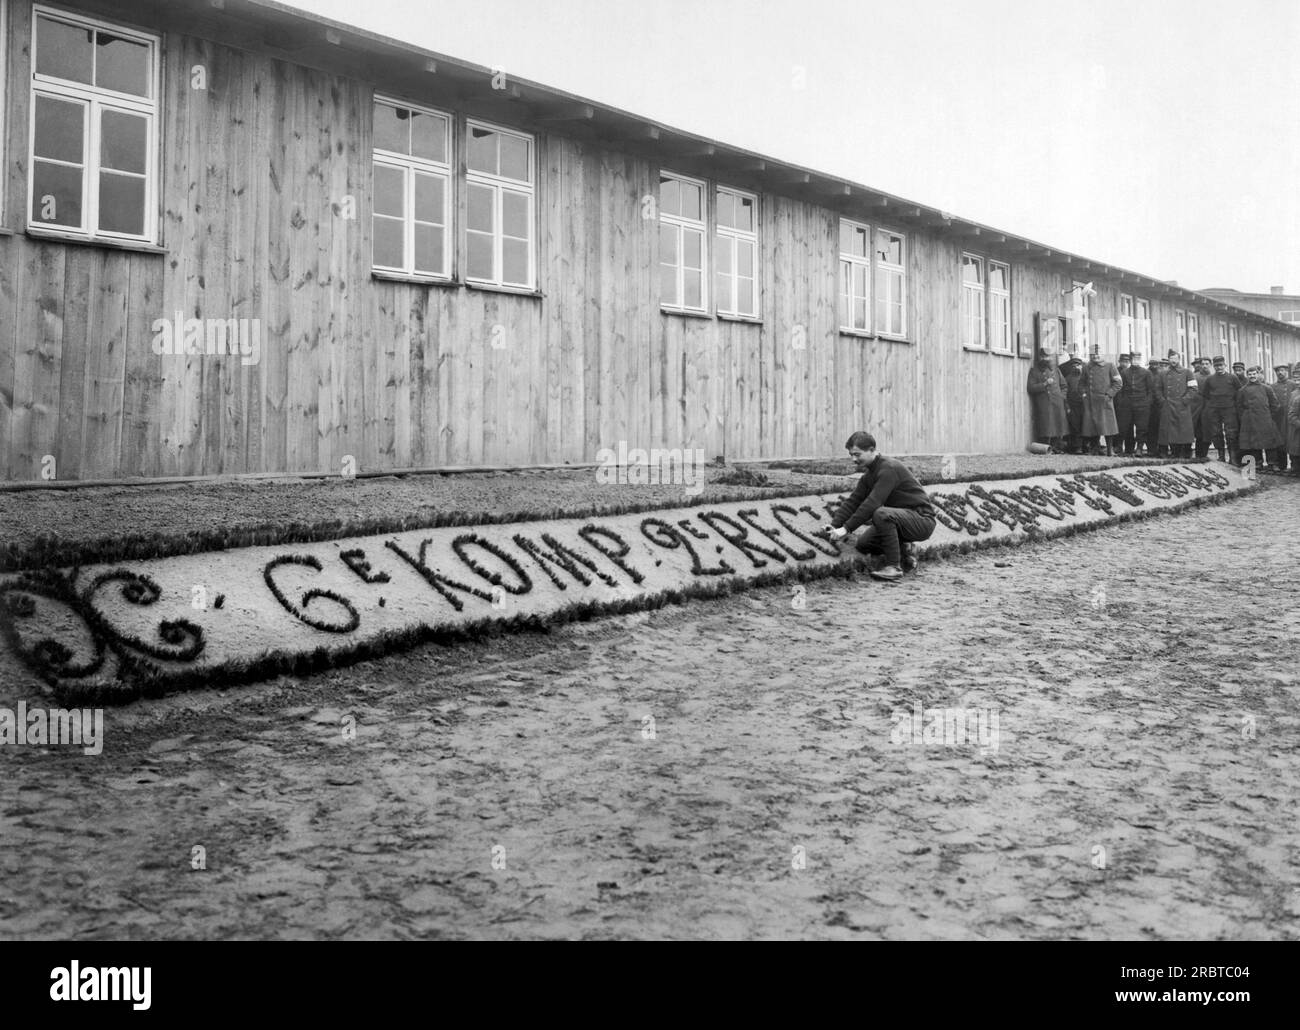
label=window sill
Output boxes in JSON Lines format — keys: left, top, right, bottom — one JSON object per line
{"left": 25, "top": 228, "right": 166, "bottom": 255}
{"left": 838, "top": 328, "right": 874, "bottom": 339}
{"left": 372, "top": 269, "right": 457, "bottom": 287}
{"left": 991, "top": 348, "right": 1017, "bottom": 358}
{"left": 661, "top": 307, "right": 713, "bottom": 320}
{"left": 465, "top": 280, "right": 543, "bottom": 299}
{"left": 0, "top": 227, "right": 13, "bottom": 238}
{"left": 718, "top": 313, "right": 762, "bottom": 325}
{"left": 877, "top": 333, "right": 911, "bottom": 345}
{"left": 963, "top": 344, "right": 991, "bottom": 353}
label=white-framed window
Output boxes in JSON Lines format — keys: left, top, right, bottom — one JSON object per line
{"left": 1119, "top": 294, "right": 1135, "bottom": 352}
{"left": 1187, "top": 313, "right": 1199, "bottom": 359}
{"left": 371, "top": 96, "right": 452, "bottom": 280}
{"left": 874, "top": 228, "right": 906, "bottom": 338}
{"left": 838, "top": 219, "right": 870, "bottom": 333}
{"left": 465, "top": 119, "right": 534, "bottom": 290}
{"left": 1229, "top": 324, "right": 1240, "bottom": 364}
{"left": 0, "top": 0, "right": 7, "bottom": 224}
{"left": 1280, "top": 310, "right": 1300, "bottom": 325}
{"left": 1254, "top": 329, "right": 1264, "bottom": 368}
{"left": 961, "top": 254, "right": 986, "bottom": 350}
{"left": 988, "top": 260, "right": 1011, "bottom": 352}
{"left": 1136, "top": 298, "right": 1152, "bottom": 357}
{"left": 715, "top": 186, "right": 757, "bottom": 318}
{"left": 1218, "top": 320, "right": 1228, "bottom": 356}
{"left": 1175, "top": 310, "right": 1187, "bottom": 364}
{"left": 28, "top": 5, "right": 160, "bottom": 243}
{"left": 1264, "top": 333, "right": 1273, "bottom": 375}
{"left": 659, "top": 171, "right": 706, "bottom": 313}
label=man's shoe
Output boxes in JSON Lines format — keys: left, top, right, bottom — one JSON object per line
{"left": 870, "top": 565, "right": 904, "bottom": 582}
{"left": 901, "top": 543, "right": 918, "bottom": 572}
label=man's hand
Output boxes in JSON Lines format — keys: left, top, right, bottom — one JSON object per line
{"left": 826, "top": 526, "right": 848, "bottom": 543}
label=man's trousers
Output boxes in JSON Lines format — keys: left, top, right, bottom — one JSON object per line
{"left": 852, "top": 507, "right": 937, "bottom": 569}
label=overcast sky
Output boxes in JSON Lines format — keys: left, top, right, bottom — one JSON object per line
{"left": 287, "top": 0, "right": 1300, "bottom": 294}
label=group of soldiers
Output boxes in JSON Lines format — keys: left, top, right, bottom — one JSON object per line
{"left": 1028, "top": 349, "right": 1300, "bottom": 471}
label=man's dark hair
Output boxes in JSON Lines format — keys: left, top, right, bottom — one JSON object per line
{"left": 845, "top": 431, "right": 876, "bottom": 451}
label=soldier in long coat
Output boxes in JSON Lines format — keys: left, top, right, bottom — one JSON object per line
{"left": 1026, "top": 349, "right": 1068, "bottom": 450}
{"left": 1269, "top": 365, "right": 1295, "bottom": 471}
{"left": 1146, "top": 357, "right": 1165, "bottom": 456}
{"left": 1288, "top": 367, "right": 1300, "bottom": 475}
{"left": 1156, "top": 350, "right": 1197, "bottom": 458}
{"left": 1192, "top": 358, "right": 1212, "bottom": 459}
{"left": 1062, "top": 357, "right": 1084, "bottom": 453}
{"left": 1235, "top": 366, "right": 1281, "bottom": 467}
{"left": 1079, "top": 349, "right": 1123, "bottom": 455}
{"left": 1119, "top": 354, "right": 1156, "bottom": 456}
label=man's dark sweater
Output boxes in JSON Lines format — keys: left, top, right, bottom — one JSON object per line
{"left": 830, "top": 455, "right": 934, "bottom": 533}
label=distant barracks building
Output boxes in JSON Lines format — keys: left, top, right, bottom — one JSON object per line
{"left": 1, "top": 0, "right": 1298, "bottom": 481}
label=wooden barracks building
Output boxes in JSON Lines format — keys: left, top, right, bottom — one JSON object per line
{"left": 2, "top": 0, "right": 1298, "bottom": 482}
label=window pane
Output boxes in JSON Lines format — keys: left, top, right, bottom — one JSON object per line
{"left": 990, "top": 264, "right": 1008, "bottom": 291}
{"left": 467, "top": 183, "right": 494, "bottom": 232}
{"left": 410, "top": 111, "right": 448, "bottom": 163}
{"left": 839, "top": 221, "right": 855, "bottom": 256}
{"left": 876, "top": 230, "right": 901, "bottom": 265}
{"left": 467, "top": 231, "right": 494, "bottom": 279}
{"left": 660, "top": 177, "right": 680, "bottom": 218}
{"left": 98, "top": 171, "right": 145, "bottom": 235}
{"left": 715, "top": 236, "right": 731, "bottom": 275}
{"left": 716, "top": 190, "right": 734, "bottom": 230}
{"left": 34, "top": 95, "right": 85, "bottom": 163}
{"left": 372, "top": 215, "right": 403, "bottom": 268}
{"left": 716, "top": 271, "right": 730, "bottom": 310}
{"left": 373, "top": 163, "right": 404, "bottom": 218}
{"left": 683, "top": 229, "right": 702, "bottom": 270}
{"left": 738, "top": 277, "right": 755, "bottom": 316}
{"left": 855, "top": 298, "right": 867, "bottom": 330}
{"left": 499, "top": 134, "right": 530, "bottom": 182}
{"left": 414, "top": 172, "right": 444, "bottom": 224}
{"left": 659, "top": 223, "right": 678, "bottom": 265}
{"left": 502, "top": 190, "right": 529, "bottom": 239}
{"left": 736, "top": 195, "right": 754, "bottom": 232}
{"left": 962, "top": 257, "right": 982, "bottom": 285}
{"left": 100, "top": 109, "right": 147, "bottom": 174}
{"left": 373, "top": 104, "right": 408, "bottom": 154}
{"left": 468, "top": 127, "right": 498, "bottom": 174}
{"left": 31, "top": 161, "right": 83, "bottom": 226}
{"left": 661, "top": 263, "right": 678, "bottom": 306}
{"left": 36, "top": 16, "right": 93, "bottom": 85}
{"left": 414, "top": 225, "right": 444, "bottom": 275}
{"left": 679, "top": 181, "right": 701, "bottom": 221}
{"left": 502, "top": 238, "right": 529, "bottom": 285}
{"left": 684, "top": 269, "right": 702, "bottom": 308}
{"left": 737, "top": 241, "right": 753, "bottom": 278}
{"left": 96, "top": 33, "right": 150, "bottom": 96}
{"left": 854, "top": 264, "right": 866, "bottom": 301}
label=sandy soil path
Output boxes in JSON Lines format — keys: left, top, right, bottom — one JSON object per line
{"left": 1, "top": 484, "right": 1297, "bottom": 940}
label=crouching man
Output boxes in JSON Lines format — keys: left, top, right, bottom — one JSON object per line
{"left": 822, "top": 432, "right": 937, "bottom": 582}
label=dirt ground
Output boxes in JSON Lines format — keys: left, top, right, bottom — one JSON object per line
{"left": 0, "top": 477, "right": 1297, "bottom": 940}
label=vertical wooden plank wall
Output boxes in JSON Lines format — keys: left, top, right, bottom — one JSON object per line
{"left": 4, "top": 0, "right": 1300, "bottom": 481}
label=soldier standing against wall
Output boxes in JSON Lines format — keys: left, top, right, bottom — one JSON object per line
{"left": 1146, "top": 356, "right": 1165, "bottom": 456}
{"left": 1079, "top": 348, "right": 1123, "bottom": 455}
{"left": 1027, "top": 349, "right": 1068, "bottom": 452}
{"left": 1121, "top": 353, "right": 1155, "bottom": 456}
{"left": 1192, "top": 358, "right": 1212, "bottom": 459}
{"left": 1202, "top": 356, "right": 1241, "bottom": 463}
{"left": 1236, "top": 366, "right": 1281, "bottom": 470}
{"left": 1063, "top": 357, "right": 1084, "bottom": 454}
{"left": 1268, "top": 364, "right": 1294, "bottom": 472}
{"left": 1288, "top": 362, "right": 1300, "bottom": 476}
{"left": 1156, "top": 350, "right": 1198, "bottom": 460}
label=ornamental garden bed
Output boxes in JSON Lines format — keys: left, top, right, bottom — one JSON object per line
{"left": 0, "top": 463, "right": 1252, "bottom": 704}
